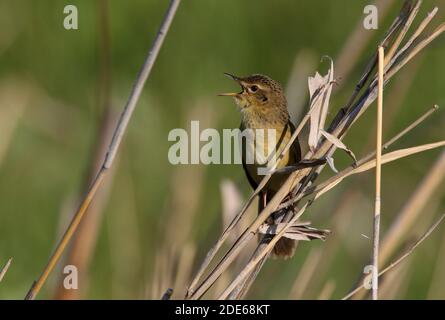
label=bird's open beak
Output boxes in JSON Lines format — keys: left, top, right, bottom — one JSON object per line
{"left": 217, "top": 92, "right": 238, "bottom": 97}
{"left": 223, "top": 72, "right": 241, "bottom": 82}
{"left": 218, "top": 73, "right": 243, "bottom": 97}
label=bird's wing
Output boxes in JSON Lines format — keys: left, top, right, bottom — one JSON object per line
{"left": 242, "top": 157, "right": 259, "bottom": 190}
{"left": 240, "top": 124, "right": 259, "bottom": 190}
{"left": 289, "top": 121, "right": 302, "bottom": 163}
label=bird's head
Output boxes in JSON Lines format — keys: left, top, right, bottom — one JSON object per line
{"left": 219, "top": 73, "right": 287, "bottom": 112}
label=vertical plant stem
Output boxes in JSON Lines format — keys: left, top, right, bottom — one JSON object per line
{"left": 24, "top": 0, "right": 181, "bottom": 300}
{"left": 372, "top": 46, "right": 385, "bottom": 300}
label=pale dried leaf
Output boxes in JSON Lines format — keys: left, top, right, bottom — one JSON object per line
{"left": 308, "top": 73, "right": 327, "bottom": 151}
{"left": 307, "top": 61, "right": 335, "bottom": 151}
{"left": 321, "top": 129, "right": 357, "bottom": 163}
{"left": 308, "top": 72, "right": 325, "bottom": 97}
{"left": 326, "top": 156, "right": 338, "bottom": 173}
{"left": 319, "top": 57, "right": 334, "bottom": 131}
{"left": 353, "top": 140, "right": 445, "bottom": 175}
{"left": 258, "top": 222, "right": 330, "bottom": 241}
{"left": 308, "top": 100, "right": 322, "bottom": 151}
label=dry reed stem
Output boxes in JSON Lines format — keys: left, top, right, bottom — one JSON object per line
{"left": 54, "top": 118, "right": 117, "bottom": 299}
{"left": 379, "top": 255, "right": 412, "bottom": 299}
{"left": 384, "top": 0, "right": 420, "bottom": 65}
{"left": 383, "top": 22, "right": 445, "bottom": 83}
{"left": 342, "top": 214, "right": 445, "bottom": 300}
{"left": 54, "top": 0, "right": 116, "bottom": 299}
{"left": 385, "top": 6, "right": 439, "bottom": 74}
{"left": 217, "top": 202, "right": 311, "bottom": 299}
{"left": 350, "top": 145, "right": 445, "bottom": 299}
{"left": 0, "top": 258, "right": 12, "bottom": 282}
{"left": 24, "top": 0, "right": 181, "bottom": 300}
{"left": 371, "top": 46, "right": 384, "bottom": 300}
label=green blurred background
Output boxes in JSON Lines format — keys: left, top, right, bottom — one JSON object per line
{"left": 1, "top": 0, "right": 445, "bottom": 299}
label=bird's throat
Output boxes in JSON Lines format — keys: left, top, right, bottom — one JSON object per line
{"left": 240, "top": 104, "right": 289, "bottom": 130}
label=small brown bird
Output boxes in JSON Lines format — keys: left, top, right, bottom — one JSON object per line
{"left": 220, "top": 73, "right": 301, "bottom": 258}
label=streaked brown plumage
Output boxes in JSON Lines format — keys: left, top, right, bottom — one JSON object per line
{"left": 220, "top": 73, "right": 301, "bottom": 258}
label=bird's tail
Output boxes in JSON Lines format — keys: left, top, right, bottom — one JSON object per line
{"left": 258, "top": 193, "right": 298, "bottom": 259}
{"left": 272, "top": 237, "right": 297, "bottom": 259}
{"left": 258, "top": 193, "right": 329, "bottom": 259}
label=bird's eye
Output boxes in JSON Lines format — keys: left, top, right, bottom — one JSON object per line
{"left": 249, "top": 85, "right": 258, "bottom": 92}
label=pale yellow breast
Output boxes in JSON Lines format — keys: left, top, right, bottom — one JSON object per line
{"left": 242, "top": 123, "right": 296, "bottom": 194}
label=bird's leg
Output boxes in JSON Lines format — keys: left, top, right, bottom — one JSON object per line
{"left": 272, "top": 158, "right": 327, "bottom": 175}
{"left": 260, "top": 191, "right": 274, "bottom": 225}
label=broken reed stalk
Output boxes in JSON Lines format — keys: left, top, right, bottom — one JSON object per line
{"left": 187, "top": 0, "right": 445, "bottom": 300}
{"left": 372, "top": 46, "right": 384, "bottom": 300}
{"left": 343, "top": 213, "right": 445, "bottom": 300}
{"left": 24, "top": 0, "right": 182, "bottom": 300}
